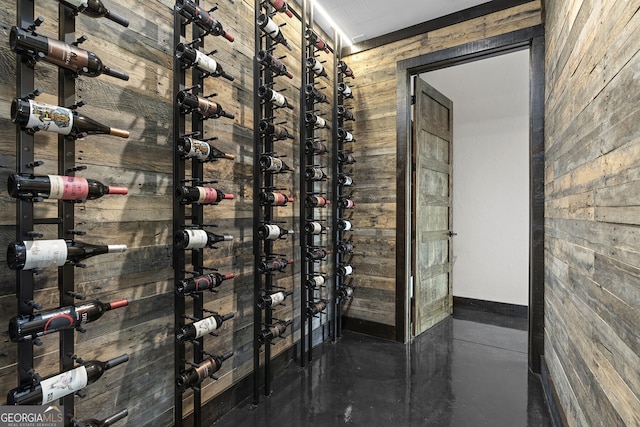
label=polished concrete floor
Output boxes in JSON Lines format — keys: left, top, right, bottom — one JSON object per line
{"left": 214, "top": 309, "right": 553, "bottom": 426}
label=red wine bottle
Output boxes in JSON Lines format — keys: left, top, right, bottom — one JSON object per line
{"left": 306, "top": 57, "right": 328, "bottom": 78}
{"left": 338, "top": 174, "right": 353, "bottom": 186}
{"left": 338, "top": 106, "right": 355, "bottom": 121}
{"left": 306, "top": 167, "right": 329, "bottom": 181}
{"left": 338, "top": 264, "right": 353, "bottom": 276}
{"left": 260, "top": 155, "right": 290, "bottom": 173}
{"left": 258, "top": 224, "right": 294, "bottom": 240}
{"left": 306, "top": 140, "right": 329, "bottom": 155}
{"left": 338, "top": 129, "right": 356, "bottom": 142}
{"left": 338, "top": 242, "right": 355, "bottom": 253}
{"left": 338, "top": 152, "right": 356, "bottom": 164}
{"left": 340, "top": 198, "right": 356, "bottom": 209}
{"left": 304, "top": 29, "right": 330, "bottom": 53}
{"left": 176, "top": 43, "right": 234, "bottom": 81}
{"left": 174, "top": 229, "right": 233, "bottom": 250}
{"left": 307, "top": 300, "right": 328, "bottom": 316}
{"left": 338, "top": 60, "right": 355, "bottom": 78}
{"left": 305, "top": 84, "right": 330, "bottom": 104}
{"left": 176, "top": 0, "right": 234, "bottom": 42}
{"left": 57, "top": 0, "right": 129, "bottom": 27}
{"left": 176, "top": 352, "right": 233, "bottom": 392}
{"left": 7, "top": 354, "right": 129, "bottom": 405}
{"left": 74, "top": 408, "right": 128, "bottom": 427}
{"left": 257, "top": 319, "right": 292, "bottom": 344}
{"left": 259, "top": 192, "right": 294, "bottom": 206}
{"left": 176, "top": 312, "right": 234, "bottom": 342}
{"left": 7, "top": 239, "right": 126, "bottom": 271}
{"left": 306, "top": 248, "right": 330, "bottom": 261}
{"left": 12, "top": 98, "right": 129, "bottom": 139}
{"left": 337, "top": 285, "right": 354, "bottom": 302}
{"left": 338, "top": 219, "right": 353, "bottom": 231}
{"left": 175, "top": 186, "right": 234, "bottom": 205}
{"left": 270, "top": 0, "right": 293, "bottom": 17}
{"left": 177, "top": 91, "right": 234, "bottom": 120}
{"left": 258, "top": 86, "right": 294, "bottom": 109}
{"left": 9, "top": 299, "right": 128, "bottom": 342}
{"left": 256, "top": 50, "right": 293, "bottom": 79}
{"left": 8, "top": 173, "right": 127, "bottom": 201}
{"left": 257, "top": 14, "right": 292, "bottom": 50}
{"left": 305, "top": 195, "right": 330, "bottom": 207}
{"left": 257, "top": 290, "right": 293, "bottom": 309}
{"left": 177, "top": 272, "right": 234, "bottom": 295}
{"left": 338, "top": 82, "right": 353, "bottom": 98}
{"left": 10, "top": 27, "right": 128, "bottom": 80}
{"left": 259, "top": 121, "right": 294, "bottom": 140}
{"left": 306, "top": 275, "right": 325, "bottom": 288}
{"left": 305, "top": 112, "right": 329, "bottom": 129}
{"left": 177, "top": 136, "right": 234, "bottom": 162}
{"left": 258, "top": 258, "right": 293, "bottom": 274}
{"left": 305, "top": 221, "right": 326, "bottom": 235}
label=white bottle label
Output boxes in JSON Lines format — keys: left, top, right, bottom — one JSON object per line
{"left": 311, "top": 276, "right": 325, "bottom": 286}
{"left": 27, "top": 100, "right": 73, "bottom": 135}
{"left": 184, "top": 230, "right": 208, "bottom": 249}
{"left": 194, "top": 49, "right": 219, "bottom": 75}
{"left": 342, "top": 265, "right": 353, "bottom": 276}
{"left": 270, "top": 292, "right": 286, "bottom": 306}
{"left": 315, "top": 116, "right": 326, "bottom": 127}
{"left": 264, "top": 224, "right": 280, "bottom": 240}
{"left": 309, "top": 222, "right": 322, "bottom": 234}
{"left": 341, "top": 220, "right": 353, "bottom": 231}
{"left": 270, "top": 91, "right": 286, "bottom": 107}
{"left": 262, "top": 16, "right": 280, "bottom": 36}
{"left": 341, "top": 84, "right": 352, "bottom": 97}
{"left": 40, "top": 365, "right": 88, "bottom": 404}
{"left": 194, "top": 316, "right": 220, "bottom": 339}
{"left": 23, "top": 239, "right": 68, "bottom": 270}
{"left": 187, "top": 138, "right": 211, "bottom": 161}
{"left": 267, "top": 157, "right": 283, "bottom": 171}
{"left": 311, "top": 60, "right": 324, "bottom": 75}
{"left": 341, "top": 176, "right": 353, "bottom": 186}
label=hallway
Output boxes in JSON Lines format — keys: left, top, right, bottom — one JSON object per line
{"left": 214, "top": 309, "right": 553, "bottom": 426}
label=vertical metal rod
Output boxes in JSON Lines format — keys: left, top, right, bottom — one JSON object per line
{"left": 299, "top": 0, "right": 308, "bottom": 368}
{"left": 332, "top": 31, "right": 342, "bottom": 341}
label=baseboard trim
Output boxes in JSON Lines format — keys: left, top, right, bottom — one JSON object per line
{"left": 453, "top": 296, "right": 528, "bottom": 319}
{"left": 341, "top": 316, "right": 396, "bottom": 341}
{"left": 540, "top": 355, "right": 568, "bottom": 427}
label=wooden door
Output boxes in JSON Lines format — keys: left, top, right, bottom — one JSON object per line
{"left": 412, "top": 76, "right": 454, "bottom": 337}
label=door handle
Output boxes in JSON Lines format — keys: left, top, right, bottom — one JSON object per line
{"left": 448, "top": 231, "right": 457, "bottom": 237}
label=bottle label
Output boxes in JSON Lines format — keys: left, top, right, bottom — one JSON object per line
{"left": 26, "top": 100, "right": 73, "bottom": 135}
{"left": 308, "top": 222, "right": 322, "bottom": 234}
{"left": 187, "top": 138, "right": 211, "bottom": 161}
{"left": 48, "top": 175, "right": 89, "bottom": 200}
{"left": 40, "top": 365, "right": 88, "bottom": 404}
{"left": 184, "top": 230, "right": 208, "bottom": 249}
{"left": 311, "top": 60, "right": 324, "bottom": 75}
{"left": 198, "top": 187, "right": 219, "bottom": 204}
{"left": 309, "top": 169, "right": 324, "bottom": 180}
{"left": 261, "top": 16, "right": 280, "bottom": 36}
{"left": 341, "top": 220, "right": 353, "bottom": 231}
{"left": 312, "top": 276, "right": 325, "bottom": 286}
{"left": 194, "top": 49, "right": 219, "bottom": 75}
{"left": 194, "top": 275, "right": 214, "bottom": 291}
{"left": 272, "top": 193, "right": 287, "bottom": 205}
{"left": 341, "top": 176, "right": 353, "bottom": 186}
{"left": 47, "top": 38, "right": 89, "bottom": 72}
{"left": 316, "top": 116, "right": 326, "bottom": 127}
{"left": 341, "top": 84, "right": 352, "bottom": 97}
{"left": 267, "top": 157, "right": 283, "bottom": 172}
{"left": 270, "top": 292, "right": 286, "bottom": 306}
{"left": 270, "top": 91, "right": 286, "bottom": 107}
{"left": 194, "top": 316, "right": 220, "bottom": 339}
{"left": 264, "top": 224, "right": 280, "bottom": 240}
{"left": 197, "top": 98, "right": 218, "bottom": 117}
{"left": 342, "top": 265, "right": 353, "bottom": 276}
{"left": 23, "top": 239, "right": 68, "bottom": 270}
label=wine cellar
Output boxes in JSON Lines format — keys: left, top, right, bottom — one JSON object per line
{"left": 3, "top": 1, "right": 637, "bottom": 427}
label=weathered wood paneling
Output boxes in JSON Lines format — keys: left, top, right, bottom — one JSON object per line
{"left": 545, "top": 0, "right": 640, "bottom": 425}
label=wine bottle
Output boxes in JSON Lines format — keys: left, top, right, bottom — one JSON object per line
{"left": 306, "top": 275, "right": 325, "bottom": 288}
{"left": 177, "top": 136, "right": 235, "bottom": 162}
{"left": 57, "top": 0, "right": 129, "bottom": 27}
{"left": 259, "top": 155, "right": 290, "bottom": 173}
{"left": 270, "top": 0, "right": 293, "bottom": 17}
{"left": 7, "top": 354, "right": 129, "bottom": 405}
{"left": 175, "top": 43, "right": 234, "bottom": 81}
{"left": 304, "top": 29, "right": 330, "bottom": 53}
{"left": 176, "top": 312, "right": 234, "bottom": 342}
{"left": 8, "top": 174, "right": 128, "bottom": 201}
{"left": 176, "top": 272, "right": 234, "bottom": 295}
{"left": 338, "top": 106, "right": 355, "bottom": 121}
{"left": 340, "top": 198, "right": 356, "bottom": 209}
{"left": 306, "top": 57, "right": 328, "bottom": 78}
{"left": 258, "top": 86, "right": 294, "bottom": 109}
{"left": 305, "top": 221, "right": 326, "bottom": 235}
{"left": 307, "top": 300, "right": 327, "bottom": 316}
{"left": 305, "top": 112, "right": 329, "bottom": 129}
{"left": 305, "top": 85, "right": 330, "bottom": 104}
{"left": 176, "top": 0, "right": 234, "bottom": 42}
{"left": 337, "top": 285, "right": 354, "bottom": 302}
{"left": 258, "top": 258, "right": 293, "bottom": 274}
{"left": 9, "top": 299, "right": 128, "bottom": 342}
{"left": 338, "top": 82, "right": 353, "bottom": 98}
{"left": 257, "top": 14, "right": 292, "bottom": 50}
{"left": 257, "top": 319, "right": 292, "bottom": 344}
{"left": 306, "top": 140, "right": 328, "bottom": 155}
{"left": 338, "top": 174, "right": 353, "bottom": 186}
{"left": 259, "top": 121, "right": 294, "bottom": 140}
{"left": 175, "top": 186, "right": 234, "bottom": 205}
{"left": 12, "top": 98, "right": 129, "bottom": 139}
{"left": 174, "top": 229, "right": 233, "bottom": 250}
{"left": 338, "top": 129, "right": 356, "bottom": 142}
{"left": 338, "top": 242, "right": 355, "bottom": 253}
{"left": 74, "top": 408, "right": 128, "bottom": 427}
{"left": 176, "top": 352, "right": 233, "bottom": 392}
{"left": 338, "top": 152, "right": 356, "bottom": 164}
{"left": 257, "top": 290, "right": 293, "bottom": 309}
{"left": 259, "top": 192, "right": 294, "bottom": 206}
{"left": 258, "top": 224, "right": 294, "bottom": 240}
{"left": 256, "top": 50, "right": 293, "bottom": 79}
{"left": 306, "top": 167, "right": 329, "bottom": 181}
{"left": 177, "top": 91, "right": 234, "bottom": 120}
{"left": 338, "top": 264, "right": 354, "bottom": 276}
{"left": 338, "top": 219, "right": 353, "bottom": 231}
{"left": 338, "top": 60, "right": 355, "bottom": 78}
{"left": 305, "top": 195, "right": 330, "bottom": 207}
{"left": 306, "top": 248, "right": 330, "bottom": 261}
{"left": 7, "top": 239, "right": 126, "bottom": 271}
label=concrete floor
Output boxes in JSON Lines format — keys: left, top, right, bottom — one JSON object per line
{"left": 214, "top": 309, "right": 553, "bottom": 426}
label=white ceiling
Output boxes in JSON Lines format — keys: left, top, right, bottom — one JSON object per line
{"left": 295, "top": 0, "right": 489, "bottom": 45}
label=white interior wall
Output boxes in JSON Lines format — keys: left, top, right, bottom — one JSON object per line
{"left": 421, "top": 49, "right": 530, "bottom": 306}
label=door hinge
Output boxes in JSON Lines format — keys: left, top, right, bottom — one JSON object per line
{"left": 411, "top": 95, "right": 416, "bottom": 105}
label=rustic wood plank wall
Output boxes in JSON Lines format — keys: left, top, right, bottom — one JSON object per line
{"left": 544, "top": 0, "right": 640, "bottom": 425}
{"left": 341, "top": 1, "right": 542, "bottom": 335}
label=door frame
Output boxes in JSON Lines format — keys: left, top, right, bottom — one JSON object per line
{"left": 396, "top": 25, "right": 545, "bottom": 373}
